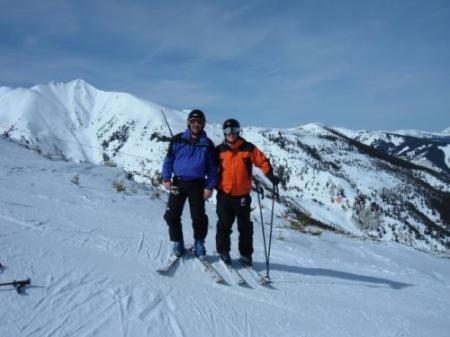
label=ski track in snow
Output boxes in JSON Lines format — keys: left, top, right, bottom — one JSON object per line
{"left": 1, "top": 138, "right": 450, "bottom": 337}
{"left": 136, "top": 232, "right": 144, "bottom": 255}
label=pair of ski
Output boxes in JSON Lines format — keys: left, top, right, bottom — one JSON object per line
{"left": 237, "top": 262, "right": 272, "bottom": 287}
{"left": 156, "top": 248, "right": 226, "bottom": 284}
{"left": 157, "top": 251, "right": 270, "bottom": 287}
{"left": 220, "top": 259, "right": 272, "bottom": 287}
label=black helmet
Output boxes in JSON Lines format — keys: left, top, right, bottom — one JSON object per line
{"left": 187, "top": 109, "right": 206, "bottom": 123}
{"left": 222, "top": 118, "right": 241, "bottom": 135}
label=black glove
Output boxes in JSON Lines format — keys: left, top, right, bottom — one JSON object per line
{"left": 267, "top": 172, "right": 280, "bottom": 186}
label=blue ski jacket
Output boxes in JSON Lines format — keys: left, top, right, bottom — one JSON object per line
{"left": 162, "top": 129, "right": 218, "bottom": 190}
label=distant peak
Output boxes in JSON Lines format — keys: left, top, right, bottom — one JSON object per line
{"left": 39, "top": 79, "right": 98, "bottom": 90}
{"left": 69, "top": 78, "right": 88, "bottom": 85}
{"left": 441, "top": 127, "right": 450, "bottom": 135}
{"left": 298, "top": 122, "right": 327, "bottom": 132}
{"left": 66, "top": 79, "right": 98, "bottom": 90}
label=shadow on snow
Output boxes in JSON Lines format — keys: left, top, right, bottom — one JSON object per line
{"left": 254, "top": 262, "right": 413, "bottom": 289}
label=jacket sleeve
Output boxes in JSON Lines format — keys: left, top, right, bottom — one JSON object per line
{"left": 252, "top": 146, "right": 272, "bottom": 176}
{"left": 205, "top": 141, "right": 218, "bottom": 190}
{"left": 161, "top": 140, "right": 175, "bottom": 181}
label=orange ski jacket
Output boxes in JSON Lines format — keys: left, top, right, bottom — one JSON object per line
{"left": 216, "top": 137, "right": 272, "bottom": 196}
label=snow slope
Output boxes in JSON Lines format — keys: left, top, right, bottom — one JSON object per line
{"left": 1, "top": 138, "right": 450, "bottom": 337}
{"left": 241, "top": 124, "right": 450, "bottom": 251}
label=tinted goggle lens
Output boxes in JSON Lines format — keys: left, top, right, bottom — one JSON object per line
{"left": 189, "top": 118, "right": 205, "bottom": 126}
{"left": 223, "top": 126, "right": 240, "bottom": 135}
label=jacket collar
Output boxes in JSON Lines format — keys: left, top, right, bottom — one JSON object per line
{"left": 182, "top": 128, "right": 208, "bottom": 144}
{"left": 224, "top": 137, "right": 244, "bottom": 150}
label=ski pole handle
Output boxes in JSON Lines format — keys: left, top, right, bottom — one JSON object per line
{"left": 14, "top": 278, "right": 31, "bottom": 294}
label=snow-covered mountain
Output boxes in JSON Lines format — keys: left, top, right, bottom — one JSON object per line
{"left": 244, "top": 124, "right": 450, "bottom": 252}
{"left": 1, "top": 137, "right": 450, "bottom": 337}
{"left": 0, "top": 79, "right": 210, "bottom": 177}
{"left": 336, "top": 127, "right": 450, "bottom": 176}
{"left": 439, "top": 127, "right": 450, "bottom": 135}
{"left": 1, "top": 80, "right": 449, "bottom": 252}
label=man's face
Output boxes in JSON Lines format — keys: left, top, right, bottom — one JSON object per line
{"left": 189, "top": 118, "right": 205, "bottom": 135}
{"left": 225, "top": 132, "right": 239, "bottom": 143}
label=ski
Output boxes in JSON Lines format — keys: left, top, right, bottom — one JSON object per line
{"left": 239, "top": 262, "right": 272, "bottom": 287}
{"left": 219, "top": 259, "right": 248, "bottom": 286}
{"left": 156, "top": 254, "right": 181, "bottom": 274}
{"left": 194, "top": 256, "right": 225, "bottom": 284}
{"left": 157, "top": 246, "right": 225, "bottom": 284}
{"left": 156, "top": 244, "right": 193, "bottom": 275}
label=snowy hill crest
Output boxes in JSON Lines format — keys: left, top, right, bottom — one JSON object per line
{"left": 0, "top": 80, "right": 449, "bottom": 252}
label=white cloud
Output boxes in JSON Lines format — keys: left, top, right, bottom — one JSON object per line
{"left": 0, "top": 0, "right": 448, "bottom": 131}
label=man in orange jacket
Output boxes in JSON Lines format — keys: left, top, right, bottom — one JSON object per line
{"left": 215, "top": 118, "right": 279, "bottom": 266}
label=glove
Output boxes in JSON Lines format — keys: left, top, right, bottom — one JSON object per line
{"left": 267, "top": 172, "right": 280, "bottom": 186}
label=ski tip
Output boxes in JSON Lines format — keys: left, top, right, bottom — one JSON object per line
{"left": 238, "top": 280, "right": 250, "bottom": 287}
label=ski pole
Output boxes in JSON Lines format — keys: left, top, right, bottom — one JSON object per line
{"left": 0, "top": 278, "right": 31, "bottom": 294}
{"left": 255, "top": 180, "right": 270, "bottom": 281}
{"left": 160, "top": 109, "right": 174, "bottom": 137}
{"left": 266, "top": 184, "right": 279, "bottom": 282}
{"left": 160, "top": 109, "right": 179, "bottom": 194}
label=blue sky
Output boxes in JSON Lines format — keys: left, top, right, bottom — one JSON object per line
{"left": 0, "top": 0, "right": 449, "bottom": 131}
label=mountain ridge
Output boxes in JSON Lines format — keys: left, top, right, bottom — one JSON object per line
{"left": 0, "top": 80, "right": 449, "bottom": 252}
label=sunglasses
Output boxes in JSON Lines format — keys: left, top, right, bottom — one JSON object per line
{"left": 188, "top": 118, "right": 205, "bottom": 126}
{"left": 223, "top": 126, "right": 241, "bottom": 135}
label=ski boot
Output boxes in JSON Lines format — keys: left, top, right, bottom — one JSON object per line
{"left": 194, "top": 239, "right": 206, "bottom": 258}
{"left": 172, "top": 241, "right": 185, "bottom": 257}
{"left": 239, "top": 255, "right": 252, "bottom": 267}
{"left": 219, "top": 252, "right": 232, "bottom": 265}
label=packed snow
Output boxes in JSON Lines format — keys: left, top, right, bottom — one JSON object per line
{"left": 1, "top": 137, "right": 450, "bottom": 337}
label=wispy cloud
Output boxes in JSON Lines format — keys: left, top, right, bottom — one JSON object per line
{"left": 77, "top": 1, "right": 268, "bottom": 63}
{"left": 131, "top": 79, "right": 222, "bottom": 109}
{"left": 0, "top": 0, "right": 449, "bottom": 131}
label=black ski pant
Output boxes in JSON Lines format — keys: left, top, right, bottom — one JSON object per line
{"left": 216, "top": 190, "right": 253, "bottom": 257}
{"left": 164, "top": 179, "right": 208, "bottom": 243}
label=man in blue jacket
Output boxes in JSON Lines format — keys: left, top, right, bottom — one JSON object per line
{"left": 162, "top": 109, "right": 217, "bottom": 258}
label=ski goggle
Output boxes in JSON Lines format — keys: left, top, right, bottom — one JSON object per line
{"left": 188, "top": 118, "right": 205, "bottom": 126}
{"left": 223, "top": 126, "right": 241, "bottom": 135}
